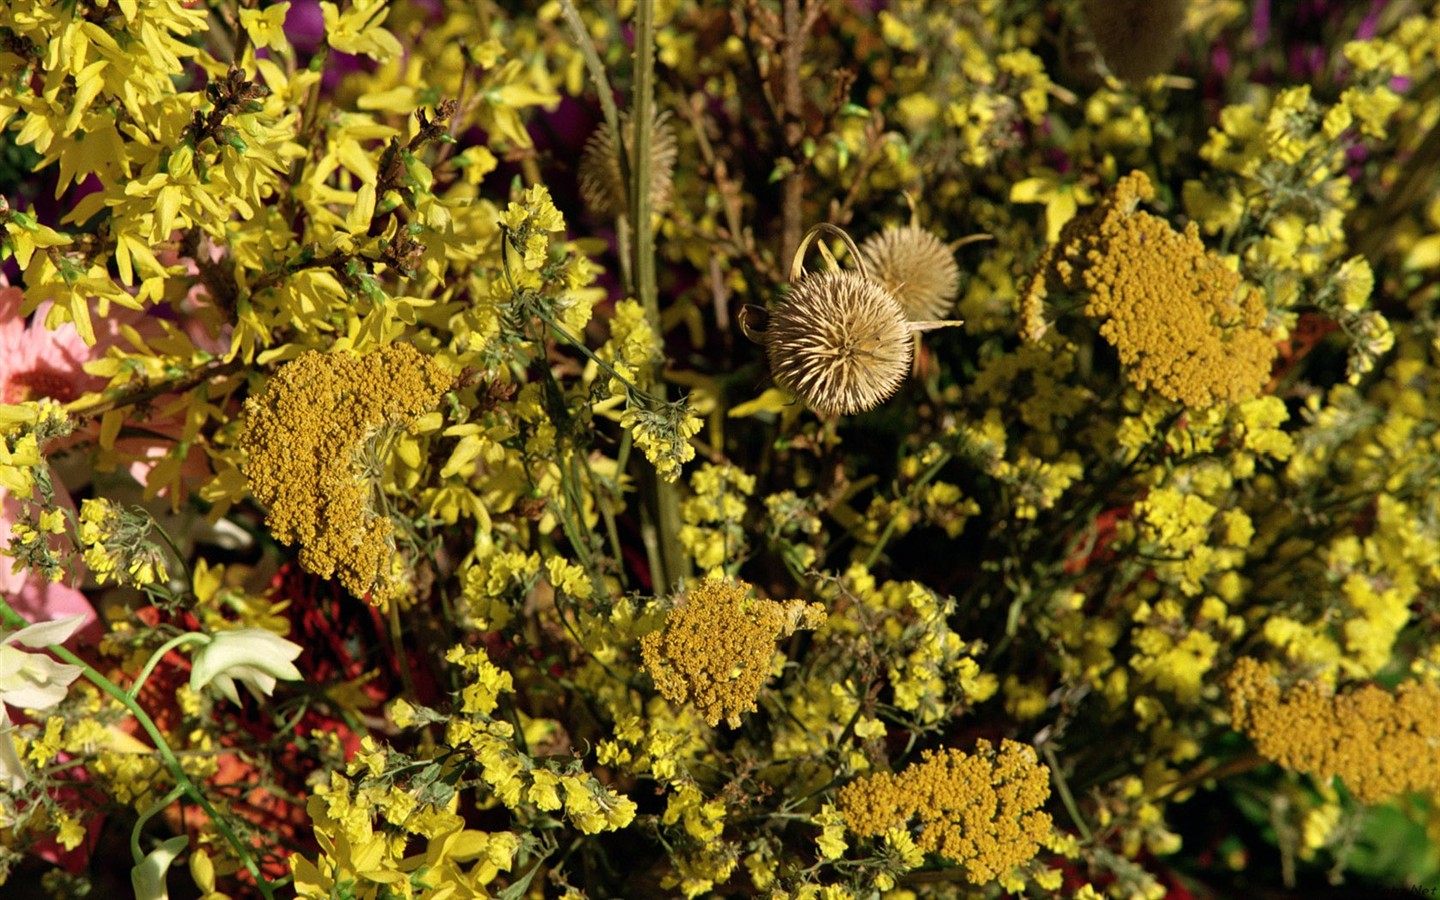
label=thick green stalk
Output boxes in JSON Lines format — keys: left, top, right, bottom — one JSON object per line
{"left": 629, "top": 0, "right": 688, "bottom": 592}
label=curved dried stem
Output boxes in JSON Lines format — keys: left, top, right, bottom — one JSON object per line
{"left": 948, "top": 232, "right": 995, "bottom": 252}
{"left": 790, "top": 222, "right": 865, "bottom": 282}
{"left": 737, "top": 304, "right": 769, "bottom": 344}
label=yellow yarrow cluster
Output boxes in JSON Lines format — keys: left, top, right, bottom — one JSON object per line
{"left": 1028, "top": 171, "right": 1276, "bottom": 408}
{"left": 240, "top": 344, "right": 453, "bottom": 600}
{"left": 640, "top": 577, "right": 826, "bottom": 727}
{"left": 837, "top": 739, "right": 1053, "bottom": 885}
{"left": 1227, "top": 657, "right": 1440, "bottom": 804}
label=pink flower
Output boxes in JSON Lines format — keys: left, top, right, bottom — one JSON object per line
{"left": 0, "top": 287, "right": 109, "bottom": 407}
{"left": 0, "top": 283, "right": 114, "bottom": 644}
{"left": 0, "top": 486, "right": 100, "bottom": 643}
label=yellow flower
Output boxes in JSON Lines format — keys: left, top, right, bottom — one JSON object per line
{"left": 1227, "top": 658, "right": 1440, "bottom": 804}
{"left": 320, "top": 0, "right": 402, "bottom": 61}
{"left": 239, "top": 2, "right": 291, "bottom": 52}
{"left": 838, "top": 739, "right": 1053, "bottom": 885}
{"left": 640, "top": 577, "right": 826, "bottom": 727}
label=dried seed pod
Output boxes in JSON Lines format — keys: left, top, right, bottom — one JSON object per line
{"left": 860, "top": 225, "right": 962, "bottom": 321}
{"left": 578, "top": 109, "right": 678, "bottom": 221}
{"left": 766, "top": 268, "right": 913, "bottom": 417}
{"left": 1082, "top": 0, "right": 1187, "bottom": 81}
{"left": 752, "top": 224, "right": 963, "bottom": 417}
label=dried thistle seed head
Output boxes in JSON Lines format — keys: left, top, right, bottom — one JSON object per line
{"left": 1082, "top": 0, "right": 1187, "bottom": 81}
{"left": 765, "top": 270, "right": 912, "bottom": 417}
{"left": 578, "top": 109, "right": 678, "bottom": 220}
{"left": 859, "top": 225, "right": 962, "bottom": 321}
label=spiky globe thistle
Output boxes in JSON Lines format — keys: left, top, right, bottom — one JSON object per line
{"left": 764, "top": 270, "right": 913, "bottom": 417}
{"left": 1081, "top": 0, "right": 1187, "bottom": 81}
{"left": 578, "top": 109, "right": 678, "bottom": 221}
{"left": 860, "top": 225, "right": 962, "bottom": 321}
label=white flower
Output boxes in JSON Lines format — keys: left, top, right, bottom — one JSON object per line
{"left": 131, "top": 835, "right": 189, "bottom": 900}
{"left": 0, "top": 615, "right": 87, "bottom": 790}
{"left": 188, "top": 628, "right": 304, "bottom": 705}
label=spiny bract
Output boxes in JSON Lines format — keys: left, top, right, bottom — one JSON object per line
{"left": 860, "top": 224, "right": 962, "bottom": 321}
{"left": 765, "top": 270, "right": 912, "bottom": 417}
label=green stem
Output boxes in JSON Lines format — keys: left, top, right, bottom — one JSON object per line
{"left": 556, "top": 0, "right": 626, "bottom": 189}
{"left": 580, "top": 454, "right": 627, "bottom": 590}
{"left": 862, "top": 450, "right": 953, "bottom": 568}
{"left": 631, "top": 3, "right": 656, "bottom": 324}
{"left": 1043, "top": 745, "right": 1092, "bottom": 842}
{"left": 0, "top": 602, "right": 278, "bottom": 897}
{"left": 628, "top": 2, "right": 687, "bottom": 592}
{"left": 131, "top": 784, "right": 188, "bottom": 866}
{"left": 48, "top": 643, "right": 278, "bottom": 896}
{"left": 557, "top": 452, "right": 606, "bottom": 599}
{"left": 128, "top": 632, "right": 207, "bottom": 701}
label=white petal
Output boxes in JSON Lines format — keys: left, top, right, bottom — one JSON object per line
{"left": 131, "top": 834, "right": 190, "bottom": 900}
{"left": 0, "top": 654, "right": 83, "bottom": 710}
{"left": 6, "top": 615, "right": 88, "bottom": 649}
{"left": 0, "top": 709, "right": 28, "bottom": 791}
{"left": 0, "top": 646, "right": 23, "bottom": 681}
{"left": 207, "top": 673, "right": 241, "bottom": 706}
{"left": 189, "top": 629, "right": 303, "bottom": 705}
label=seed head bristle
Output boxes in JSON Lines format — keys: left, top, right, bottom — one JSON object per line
{"left": 578, "top": 109, "right": 679, "bottom": 220}
{"left": 1082, "top": 0, "right": 1188, "bottom": 81}
{"left": 765, "top": 270, "right": 912, "bottom": 417}
{"left": 859, "top": 225, "right": 962, "bottom": 321}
